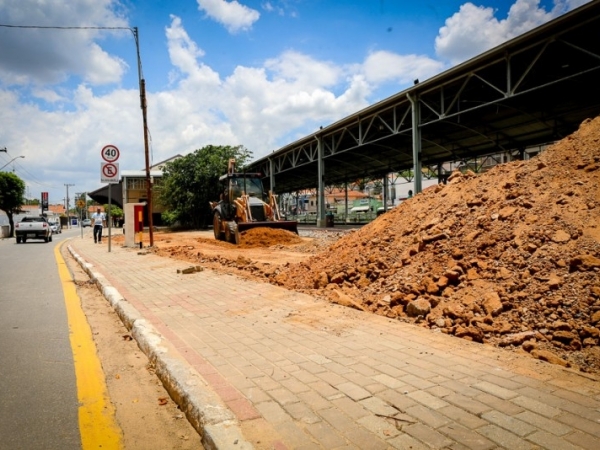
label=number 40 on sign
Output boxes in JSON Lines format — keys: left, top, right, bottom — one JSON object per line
{"left": 101, "top": 144, "right": 120, "bottom": 183}
{"left": 102, "top": 144, "right": 120, "bottom": 162}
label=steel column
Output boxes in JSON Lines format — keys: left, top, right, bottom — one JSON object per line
{"left": 317, "top": 136, "right": 326, "bottom": 227}
{"left": 269, "top": 158, "right": 275, "bottom": 193}
{"left": 408, "top": 93, "right": 422, "bottom": 194}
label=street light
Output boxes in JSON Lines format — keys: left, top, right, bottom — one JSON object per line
{"left": 0, "top": 155, "right": 25, "bottom": 171}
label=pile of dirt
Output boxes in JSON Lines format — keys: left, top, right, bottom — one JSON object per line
{"left": 237, "top": 227, "right": 303, "bottom": 248}
{"left": 138, "top": 228, "right": 313, "bottom": 278}
{"left": 271, "top": 116, "right": 600, "bottom": 372}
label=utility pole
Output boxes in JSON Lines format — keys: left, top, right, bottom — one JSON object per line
{"left": 133, "top": 27, "right": 154, "bottom": 247}
{"left": 64, "top": 184, "right": 74, "bottom": 229}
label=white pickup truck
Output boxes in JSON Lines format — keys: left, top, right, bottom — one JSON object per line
{"left": 15, "top": 216, "right": 53, "bottom": 243}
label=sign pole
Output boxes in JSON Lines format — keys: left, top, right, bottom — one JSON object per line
{"left": 101, "top": 144, "right": 120, "bottom": 253}
{"left": 108, "top": 183, "right": 112, "bottom": 253}
{"left": 76, "top": 197, "right": 86, "bottom": 239}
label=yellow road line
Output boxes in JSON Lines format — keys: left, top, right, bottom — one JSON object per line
{"left": 54, "top": 241, "right": 122, "bottom": 449}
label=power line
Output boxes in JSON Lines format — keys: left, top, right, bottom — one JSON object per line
{"left": 8, "top": 160, "right": 61, "bottom": 189}
{"left": 0, "top": 23, "right": 144, "bottom": 78}
{"left": 1, "top": 22, "right": 154, "bottom": 244}
{"left": 0, "top": 24, "right": 129, "bottom": 30}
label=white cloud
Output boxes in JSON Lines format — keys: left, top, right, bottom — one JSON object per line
{"left": 0, "top": 82, "right": 146, "bottom": 204}
{"left": 0, "top": 11, "right": 443, "bottom": 201}
{"left": 0, "top": 0, "right": 129, "bottom": 86}
{"left": 31, "top": 88, "right": 66, "bottom": 103}
{"left": 362, "top": 51, "right": 445, "bottom": 85}
{"left": 2, "top": 1, "right": 586, "bottom": 203}
{"left": 196, "top": 0, "right": 260, "bottom": 33}
{"left": 157, "top": 17, "right": 369, "bottom": 153}
{"left": 264, "top": 51, "right": 341, "bottom": 88}
{"left": 165, "top": 16, "right": 211, "bottom": 80}
{"left": 435, "top": 0, "right": 590, "bottom": 65}
{"left": 261, "top": 1, "right": 293, "bottom": 17}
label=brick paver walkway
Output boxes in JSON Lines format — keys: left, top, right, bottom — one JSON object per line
{"left": 69, "top": 234, "right": 600, "bottom": 450}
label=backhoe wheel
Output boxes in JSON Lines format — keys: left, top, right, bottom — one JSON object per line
{"left": 213, "top": 211, "right": 225, "bottom": 241}
{"left": 225, "top": 221, "right": 240, "bottom": 245}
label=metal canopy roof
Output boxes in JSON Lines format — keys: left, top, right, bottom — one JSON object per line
{"left": 247, "top": 1, "right": 600, "bottom": 193}
{"left": 88, "top": 182, "right": 123, "bottom": 208}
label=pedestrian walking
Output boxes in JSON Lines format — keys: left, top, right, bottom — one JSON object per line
{"left": 91, "top": 207, "right": 106, "bottom": 243}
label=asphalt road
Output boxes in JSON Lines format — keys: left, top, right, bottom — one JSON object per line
{"left": 0, "top": 228, "right": 81, "bottom": 449}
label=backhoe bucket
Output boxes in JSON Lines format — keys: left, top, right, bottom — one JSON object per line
{"left": 237, "top": 220, "right": 299, "bottom": 235}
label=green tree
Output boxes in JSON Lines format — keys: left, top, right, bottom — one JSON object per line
{"left": 103, "top": 204, "right": 124, "bottom": 226}
{"left": 0, "top": 172, "right": 26, "bottom": 237}
{"left": 160, "top": 145, "right": 252, "bottom": 228}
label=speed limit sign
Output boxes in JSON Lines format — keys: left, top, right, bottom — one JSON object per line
{"left": 101, "top": 144, "right": 120, "bottom": 163}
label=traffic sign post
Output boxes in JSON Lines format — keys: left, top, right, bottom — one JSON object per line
{"left": 76, "top": 198, "right": 86, "bottom": 239}
{"left": 101, "top": 162, "right": 120, "bottom": 183}
{"left": 100, "top": 145, "right": 120, "bottom": 253}
{"left": 101, "top": 145, "right": 120, "bottom": 163}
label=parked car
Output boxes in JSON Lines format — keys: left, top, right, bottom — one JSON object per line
{"left": 48, "top": 219, "right": 61, "bottom": 234}
{"left": 82, "top": 219, "right": 92, "bottom": 227}
{"left": 15, "top": 216, "right": 53, "bottom": 243}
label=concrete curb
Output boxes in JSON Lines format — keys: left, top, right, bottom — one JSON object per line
{"left": 68, "top": 245, "right": 253, "bottom": 450}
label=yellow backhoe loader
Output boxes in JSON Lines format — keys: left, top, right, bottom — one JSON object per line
{"left": 209, "top": 159, "right": 298, "bottom": 244}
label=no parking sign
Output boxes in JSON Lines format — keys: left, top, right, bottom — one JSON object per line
{"left": 100, "top": 145, "right": 120, "bottom": 183}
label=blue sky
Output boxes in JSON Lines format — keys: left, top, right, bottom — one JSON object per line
{"left": 0, "top": 0, "right": 589, "bottom": 204}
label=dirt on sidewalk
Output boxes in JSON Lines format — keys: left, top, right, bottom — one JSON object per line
{"left": 112, "top": 115, "right": 600, "bottom": 376}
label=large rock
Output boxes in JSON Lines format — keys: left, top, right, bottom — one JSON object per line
{"left": 499, "top": 206, "right": 517, "bottom": 220}
{"left": 547, "top": 273, "right": 563, "bottom": 290}
{"left": 552, "top": 230, "right": 571, "bottom": 243}
{"left": 443, "top": 304, "right": 465, "bottom": 320}
{"left": 444, "top": 266, "right": 463, "bottom": 282}
{"left": 553, "top": 330, "right": 578, "bottom": 342}
{"left": 422, "top": 277, "right": 440, "bottom": 294}
{"left": 570, "top": 255, "right": 600, "bottom": 271}
{"left": 581, "top": 326, "right": 600, "bottom": 338}
{"left": 454, "top": 326, "right": 484, "bottom": 342}
{"left": 314, "top": 272, "right": 329, "bottom": 288}
{"left": 437, "top": 276, "right": 450, "bottom": 289}
{"left": 330, "top": 290, "right": 366, "bottom": 311}
{"left": 551, "top": 321, "right": 571, "bottom": 331}
{"left": 330, "top": 272, "right": 346, "bottom": 284}
{"left": 406, "top": 298, "right": 431, "bottom": 317}
{"left": 531, "top": 349, "right": 570, "bottom": 367}
{"left": 499, "top": 331, "right": 536, "bottom": 347}
{"left": 483, "top": 292, "right": 503, "bottom": 316}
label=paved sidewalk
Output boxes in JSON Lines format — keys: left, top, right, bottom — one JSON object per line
{"left": 68, "top": 234, "right": 600, "bottom": 450}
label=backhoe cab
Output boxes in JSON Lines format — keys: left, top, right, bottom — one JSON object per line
{"left": 209, "top": 159, "right": 298, "bottom": 244}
